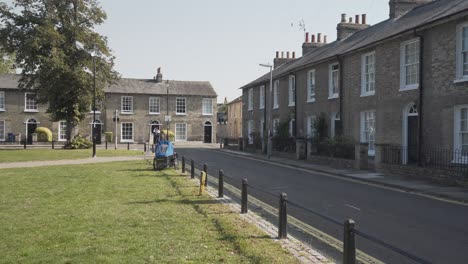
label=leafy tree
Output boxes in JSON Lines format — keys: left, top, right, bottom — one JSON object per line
{"left": 0, "top": 49, "right": 15, "bottom": 73}
{"left": 0, "top": 0, "right": 119, "bottom": 142}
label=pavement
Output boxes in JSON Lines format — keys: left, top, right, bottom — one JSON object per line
{"left": 218, "top": 148, "right": 468, "bottom": 205}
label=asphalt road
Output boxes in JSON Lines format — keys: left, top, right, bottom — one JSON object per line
{"left": 177, "top": 147, "right": 468, "bottom": 264}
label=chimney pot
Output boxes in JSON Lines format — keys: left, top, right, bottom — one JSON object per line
{"left": 341, "top": 14, "right": 346, "bottom": 23}
{"left": 362, "top": 14, "right": 367, "bottom": 24}
{"left": 281, "top": 51, "right": 284, "bottom": 58}
{"left": 287, "top": 51, "right": 290, "bottom": 59}
{"left": 349, "top": 17, "right": 353, "bottom": 23}
{"left": 276, "top": 51, "right": 279, "bottom": 58}
{"left": 292, "top": 52, "right": 296, "bottom": 59}
{"left": 355, "top": 15, "right": 360, "bottom": 24}
{"left": 317, "top": 33, "right": 322, "bottom": 43}
{"left": 311, "top": 34, "right": 316, "bottom": 43}
{"left": 305, "top": 32, "right": 309, "bottom": 43}
{"left": 324, "top": 35, "right": 327, "bottom": 44}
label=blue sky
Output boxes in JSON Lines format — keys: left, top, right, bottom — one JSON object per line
{"left": 96, "top": 1, "right": 389, "bottom": 102}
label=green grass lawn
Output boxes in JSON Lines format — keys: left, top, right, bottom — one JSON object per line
{"left": 0, "top": 160, "right": 299, "bottom": 263}
{"left": 0, "top": 149, "right": 144, "bottom": 163}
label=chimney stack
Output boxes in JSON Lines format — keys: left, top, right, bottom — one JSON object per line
{"left": 389, "top": 0, "right": 433, "bottom": 19}
{"left": 274, "top": 51, "right": 296, "bottom": 69}
{"left": 336, "top": 13, "right": 370, "bottom": 41}
{"left": 155, "top": 67, "right": 163, "bottom": 83}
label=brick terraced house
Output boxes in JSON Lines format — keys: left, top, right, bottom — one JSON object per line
{"left": 0, "top": 68, "right": 217, "bottom": 144}
{"left": 240, "top": 0, "right": 468, "bottom": 183}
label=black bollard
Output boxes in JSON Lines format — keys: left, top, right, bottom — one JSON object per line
{"left": 52, "top": 140, "right": 55, "bottom": 149}
{"left": 127, "top": 142, "right": 130, "bottom": 150}
{"left": 182, "top": 156, "right": 186, "bottom": 173}
{"left": 278, "top": 193, "right": 288, "bottom": 239}
{"left": 191, "top": 160, "right": 195, "bottom": 179}
{"left": 203, "top": 163, "right": 208, "bottom": 187}
{"left": 343, "top": 219, "right": 356, "bottom": 264}
{"left": 241, "top": 179, "right": 248, "bottom": 214}
{"left": 218, "top": 170, "right": 224, "bottom": 198}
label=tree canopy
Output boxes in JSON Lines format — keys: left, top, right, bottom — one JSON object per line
{"left": 0, "top": 0, "right": 119, "bottom": 141}
{"left": 0, "top": 49, "right": 15, "bottom": 74}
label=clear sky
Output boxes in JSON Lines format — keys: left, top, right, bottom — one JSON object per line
{"left": 95, "top": 0, "right": 389, "bottom": 103}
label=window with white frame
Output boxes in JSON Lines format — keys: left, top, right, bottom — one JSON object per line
{"left": 456, "top": 22, "right": 468, "bottom": 81}
{"left": 454, "top": 106, "right": 468, "bottom": 158}
{"left": 273, "top": 81, "right": 279, "bottom": 109}
{"left": 248, "top": 88, "right": 253, "bottom": 111}
{"left": 361, "top": 111, "right": 376, "bottom": 156}
{"left": 289, "top": 118, "right": 295, "bottom": 137}
{"left": 400, "top": 39, "right": 420, "bottom": 90}
{"left": 273, "top": 119, "right": 280, "bottom": 135}
{"left": 0, "top": 120, "right": 4, "bottom": 141}
{"left": 202, "top": 98, "right": 213, "bottom": 115}
{"left": 288, "top": 75, "right": 295, "bottom": 106}
{"left": 306, "top": 115, "right": 316, "bottom": 139}
{"left": 175, "top": 123, "right": 187, "bottom": 141}
{"left": 58, "top": 121, "right": 67, "bottom": 141}
{"left": 0, "top": 91, "right": 5, "bottom": 111}
{"left": 259, "top": 85, "right": 265, "bottom": 109}
{"left": 176, "top": 97, "right": 186, "bottom": 114}
{"left": 149, "top": 97, "right": 160, "bottom": 114}
{"left": 362, "top": 52, "right": 376, "bottom": 95}
{"left": 329, "top": 63, "right": 340, "bottom": 98}
{"left": 247, "top": 120, "right": 253, "bottom": 144}
{"left": 121, "top": 96, "right": 133, "bottom": 114}
{"left": 25, "top": 92, "right": 38, "bottom": 112}
{"left": 121, "top": 122, "right": 133, "bottom": 142}
{"left": 307, "top": 70, "right": 316, "bottom": 102}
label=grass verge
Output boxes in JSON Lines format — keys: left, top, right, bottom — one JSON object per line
{"left": 0, "top": 160, "right": 299, "bottom": 263}
{"left": 0, "top": 149, "right": 144, "bottom": 163}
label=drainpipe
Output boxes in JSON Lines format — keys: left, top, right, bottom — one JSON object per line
{"left": 292, "top": 72, "right": 298, "bottom": 138}
{"left": 338, "top": 55, "right": 344, "bottom": 137}
{"left": 415, "top": 29, "right": 424, "bottom": 166}
{"left": 264, "top": 83, "right": 267, "bottom": 153}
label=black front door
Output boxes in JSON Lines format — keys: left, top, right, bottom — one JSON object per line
{"left": 93, "top": 124, "right": 102, "bottom": 144}
{"left": 407, "top": 116, "right": 419, "bottom": 164}
{"left": 27, "top": 123, "right": 37, "bottom": 144}
{"left": 204, "top": 125, "right": 212, "bottom": 143}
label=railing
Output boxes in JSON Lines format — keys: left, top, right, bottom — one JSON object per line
{"left": 272, "top": 137, "right": 296, "bottom": 153}
{"left": 180, "top": 154, "right": 432, "bottom": 264}
{"left": 381, "top": 145, "right": 468, "bottom": 176}
{"left": 223, "top": 137, "right": 239, "bottom": 146}
{"left": 315, "top": 139, "right": 355, "bottom": 160}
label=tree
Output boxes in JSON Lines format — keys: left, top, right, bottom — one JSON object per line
{"left": 0, "top": 0, "right": 119, "bottom": 143}
{"left": 0, "top": 49, "right": 15, "bottom": 74}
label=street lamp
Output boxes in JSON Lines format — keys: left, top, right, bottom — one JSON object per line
{"left": 91, "top": 46, "right": 99, "bottom": 158}
{"left": 259, "top": 63, "right": 273, "bottom": 159}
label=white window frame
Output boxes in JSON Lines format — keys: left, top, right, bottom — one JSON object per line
{"left": 259, "top": 85, "right": 265, "bottom": 109}
{"left": 273, "top": 119, "right": 280, "bottom": 135}
{"left": 0, "top": 91, "right": 5, "bottom": 111}
{"left": 456, "top": 22, "right": 468, "bottom": 83}
{"left": 121, "top": 96, "right": 133, "bottom": 114}
{"left": 247, "top": 120, "right": 253, "bottom": 144}
{"left": 58, "top": 121, "right": 67, "bottom": 141}
{"left": 361, "top": 51, "right": 376, "bottom": 96}
{"left": 329, "top": 63, "right": 340, "bottom": 99}
{"left": 307, "top": 70, "right": 316, "bottom": 102}
{"left": 175, "top": 123, "right": 187, "bottom": 141}
{"left": 273, "top": 80, "right": 279, "bottom": 109}
{"left": 149, "top": 97, "right": 160, "bottom": 114}
{"left": 306, "top": 115, "right": 316, "bottom": 138}
{"left": 248, "top": 88, "right": 253, "bottom": 111}
{"left": 360, "top": 110, "right": 376, "bottom": 156}
{"left": 0, "top": 120, "right": 4, "bottom": 141}
{"left": 400, "top": 38, "right": 420, "bottom": 91}
{"left": 454, "top": 105, "right": 468, "bottom": 163}
{"left": 24, "top": 92, "right": 38, "bottom": 112}
{"left": 288, "top": 75, "right": 296, "bottom": 107}
{"left": 176, "top": 97, "right": 187, "bottom": 115}
{"left": 121, "top": 122, "right": 134, "bottom": 142}
{"left": 202, "top": 98, "right": 213, "bottom": 115}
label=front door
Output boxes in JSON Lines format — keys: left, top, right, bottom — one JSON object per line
{"left": 204, "top": 125, "right": 212, "bottom": 143}
{"left": 93, "top": 124, "right": 102, "bottom": 144}
{"left": 27, "top": 123, "right": 37, "bottom": 144}
{"left": 150, "top": 124, "right": 160, "bottom": 144}
{"left": 407, "top": 116, "right": 419, "bottom": 164}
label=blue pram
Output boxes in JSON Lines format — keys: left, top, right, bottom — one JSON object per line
{"left": 153, "top": 140, "right": 178, "bottom": 170}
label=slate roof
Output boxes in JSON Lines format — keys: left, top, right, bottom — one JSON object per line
{"left": 227, "top": 96, "right": 242, "bottom": 105}
{"left": 0, "top": 74, "right": 217, "bottom": 97}
{"left": 240, "top": 0, "right": 468, "bottom": 90}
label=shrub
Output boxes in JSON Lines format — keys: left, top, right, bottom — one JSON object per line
{"left": 35, "top": 127, "right": 52, "bottom": 142}
{"left": 66, "top": 134, "right": 93, "bottom": 149}
{"left": 104, "top": 132, "right": 113, "bottom": 143}
{"left": 317, "top": 136, "right": 355, "bottom": 160}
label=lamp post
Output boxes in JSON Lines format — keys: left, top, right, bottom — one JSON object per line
{"left": 92, "top": 47, "right": 97, "bottom": 158}
{"left": 166, "top": 81, "right": 169, "bottom": 140}
{"left": 259, "top": 63, "right": 273, "bottom": 159}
